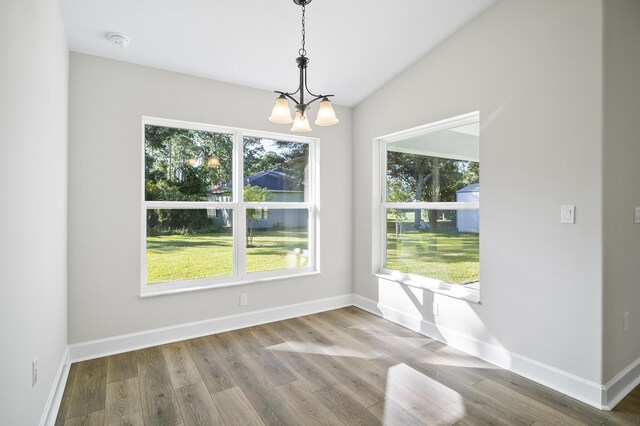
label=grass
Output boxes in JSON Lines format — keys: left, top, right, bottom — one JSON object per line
{"left": 147, "top": 224, "right": 479, "bottom": 286}
{"left": 386, "top": 227, "right": 479, "bottom": 284}
{"left": 146, "top": 229, "right": 308, "bottom": 284}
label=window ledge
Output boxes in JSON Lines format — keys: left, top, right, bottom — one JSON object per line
{"left": 374, "top": 271, "right": 481, "bottom": 304}
{"left": 141, "top": 270, "right": 320, "bottom": 298}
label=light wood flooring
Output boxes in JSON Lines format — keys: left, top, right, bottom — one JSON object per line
{"left": 55, "top": 307, "right": 640, "bottom": 425}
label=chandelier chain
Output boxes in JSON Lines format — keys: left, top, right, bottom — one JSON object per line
{"left": 299, "top": 3, "right": 306, "bottom": 57}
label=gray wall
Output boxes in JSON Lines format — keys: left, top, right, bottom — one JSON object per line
{"left": 353, "top": 0, "right": 603, "bottom": 383}
{"left": 0, "top": 0, "right": 69, "bottom": 423}
{"left": 67, "top": 53, "right": 353, "bottom": 343}
{"left": 603, "top": 0, "right": 640, "bottom": 383}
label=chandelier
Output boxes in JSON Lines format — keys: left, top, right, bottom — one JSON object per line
{"left": 268, "top": 0, "right": 339, "bottom": 132}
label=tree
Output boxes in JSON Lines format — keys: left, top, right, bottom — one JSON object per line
{"left": 386, "top": 151, "right": 479, "bottom": 232}
{"left": 244, "top": 184, "right": 275, "bottom": 246}
{"left": 387, "top": 180, "right": 413, "bottom": 236}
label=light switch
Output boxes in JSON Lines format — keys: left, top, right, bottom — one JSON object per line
{"left": 635, "top": 207, "right": 640, "bottom": 224}
{"left": 561, "top": 205, "right": 575, "bottom": 224}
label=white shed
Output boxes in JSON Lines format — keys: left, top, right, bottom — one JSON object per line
{"left": 456, "top": 183, "right": 479, "bottom": 233}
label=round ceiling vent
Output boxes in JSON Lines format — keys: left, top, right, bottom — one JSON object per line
{"left": 107, "top": 33, "right": 129, "bottom": 48}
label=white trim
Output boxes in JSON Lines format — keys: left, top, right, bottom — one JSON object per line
{"left": 383, "top": 202, "right": 479, "bottom": 210}
{"left": 40, "top": 347, "right": 70, "bottom": 426}
{"left": 387, "top": 145, "right": 477, "bottom": 162}
{"left": 68, "top": 294, "right": 353, "bottom": 362}
{"left": 603, "top": 355, "right": 640, "bottom": 410}
{"left": 352, "top": 294, "right": 605, "bottom": 409}
{"left": 377, "top": 111, "right": 480, "bottom": 143}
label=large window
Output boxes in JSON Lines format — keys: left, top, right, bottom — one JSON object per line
{"left": 142, "top": 117, "right": 317, "bottom": 296}
{"left": 378, "top": 112, "right": 479, "bottom": 301}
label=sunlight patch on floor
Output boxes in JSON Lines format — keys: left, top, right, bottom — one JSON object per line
{"left": 384, "top": 363, "right": 466, "bottom": 423}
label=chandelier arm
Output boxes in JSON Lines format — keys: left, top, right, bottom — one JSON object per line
{"left": 275, "top": 91, "right": 301, "bottom": 104}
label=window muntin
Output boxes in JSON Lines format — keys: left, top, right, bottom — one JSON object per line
{"left": 142, "top": 118, "right": 317, "bottom": 296}
{"left": 380, "top": 113, "right": 480, "bottom": 291}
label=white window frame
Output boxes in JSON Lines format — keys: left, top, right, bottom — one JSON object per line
{"left": 373, "top": 111, "right": 480, "bottom": 303}
{"left": 141, "top": 116, "right": 320, "bottom": 297}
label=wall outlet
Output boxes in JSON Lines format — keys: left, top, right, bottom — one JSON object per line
{"left": 239, "top": 293, "right": 248, "bottom": 306}
{"left": 624, "top": 312, "right": 630, "bottom": 331}
{"left": 32, "top": 357, "right": 38, "bottom": 387}
{"left": 635, "top": 207, "right": 640, "bottom": 224}
{"left": 433, "top": 301, "right": 439, "bottom": 317}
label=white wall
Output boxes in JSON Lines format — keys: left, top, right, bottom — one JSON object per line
{"left": 603, "top": 0, "right": 640, "bottom": 383}
{"left": 353, "top": 0, "right": 603, "bottom": 389}
{"left": 67, "top": 53, "right": 352, "bottom": 343}
{"left": 0, "top": 0, "right": 69, "bottom": 424}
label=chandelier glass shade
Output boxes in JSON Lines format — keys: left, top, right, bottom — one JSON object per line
{"left": 268, "top": 0, "right": 339, "bottom": 132}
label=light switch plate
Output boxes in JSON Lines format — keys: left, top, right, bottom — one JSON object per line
{"left": 635, "top": 207, "right": 640, "bottom": 224}
{"left": 561, "top": 205, "right": 575, "bottom": 224}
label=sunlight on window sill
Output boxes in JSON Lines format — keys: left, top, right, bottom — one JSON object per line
{"left": 375, "top": 271, "right": 480, "bottom": 304}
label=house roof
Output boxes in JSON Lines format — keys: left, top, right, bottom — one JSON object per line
{"left": 220, "top": 169, "right": 303, "bottom": 192}
{"left": 457, "top": 183, "right": 480, "bottom": 193}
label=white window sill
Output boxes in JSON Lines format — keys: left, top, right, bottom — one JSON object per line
{"left": 141, "top": 269, "right": 319, "bottom": 298}
{"left": 374, "top": 270, "right": 481, "bottom": 304}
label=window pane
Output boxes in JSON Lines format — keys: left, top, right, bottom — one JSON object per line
{"left": 243, "top": 137, "right": 309, "bottom": 202}
{"left": 385, "top": 209, "right": 479, "bottom": 285}
{"left": 146, "top": 209, "right": 233, "bottom": 284}
{"left": 386, "top": 122, "right": 479, "bottom": 202}
{"left": 246, "top": 208, "right": 309, "bottom": 273}
{"left": 145, "top": 125, "right": 233, "bottom": 201}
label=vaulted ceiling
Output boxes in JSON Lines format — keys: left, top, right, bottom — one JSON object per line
{"left": 60, "top": 0, "right": 496, "bottom": 106}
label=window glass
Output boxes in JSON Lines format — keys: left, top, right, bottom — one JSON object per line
{"left": 245, "top": 208, "right": 309, "bottom": 273}
{"left": 145, "top": 125, "right": 233, "bottom": 202}
{"left": 146, "top": 208, "right": 233, "bottom": 284}
{"left": 381, "top": 115, "right": 479, "bottom": 289}
{"left": 384, "top": 208, "right": 479, "bottom": 285}
{"left": 243, "top": 137, "right": 309, "bottom": 202}
{"left": 386, "top": 123, "right": 479, "bottom": 203}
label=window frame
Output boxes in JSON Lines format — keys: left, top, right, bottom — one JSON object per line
{"left": 140, "top": 116, "right": 319, "bottom": 297}
{"left": 374, "top": 111, "right": 480, "bottom": 303}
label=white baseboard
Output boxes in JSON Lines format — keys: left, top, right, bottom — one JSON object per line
{"left": 68, "top": 294, "right": 353, "bottom": 362}
{"left": 40, "top": 347, "right": 70, "bottom": 426}
{"left": 603, "top": 355, "right": 640, "bottom": 410}
{"left": 352, "top": 294, "right": 606, "bottom": 409}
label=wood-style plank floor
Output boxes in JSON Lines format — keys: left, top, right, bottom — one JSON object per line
{"left": 55, "top": 307, "right": 640, "bottom": 425}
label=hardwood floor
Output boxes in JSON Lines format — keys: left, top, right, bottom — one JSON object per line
{"left": 55, "top": 307, "right": 640, "bottom": 425}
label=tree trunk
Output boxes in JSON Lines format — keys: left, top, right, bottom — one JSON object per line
{"left": 428, "top": 158, "right": 440, "bottom": 231}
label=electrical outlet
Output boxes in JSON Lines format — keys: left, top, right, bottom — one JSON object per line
{"left": 240, "top": 293, "right": 248, "bottom": 306}
{"left": 635, "top": 207, "right": 640, "bottom": 224}
{"left": 624, "top": 312, "right": 630, "bottom": 331}
{"left": 32, "top": 357, "right": 38, "bottom": 387}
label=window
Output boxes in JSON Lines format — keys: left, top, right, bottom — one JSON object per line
{"left": 142, "top": 117, "right": 318, "bottom": 296}
{"left": 377, "top": 112, "right": 480, "bottom": 301}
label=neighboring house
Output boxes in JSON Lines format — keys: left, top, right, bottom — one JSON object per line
{"left": 456, "top": 183, "right": 479, "bottom": 233}
{"left": 210, "top": 169, "right": 308, "bottom": 229}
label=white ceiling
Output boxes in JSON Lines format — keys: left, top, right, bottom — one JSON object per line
{"left": 60, "top": 0, "right": 496, "bottom": 107}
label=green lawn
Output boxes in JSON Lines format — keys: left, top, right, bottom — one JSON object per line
{"left": 147, "top": 226, "right": 478, "bottom": 286}
{"left": 385, "top": 229, "right": 479, "bottom": 284}
{"left": 146, "top": 229, "right": 308, "bottom": 284}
